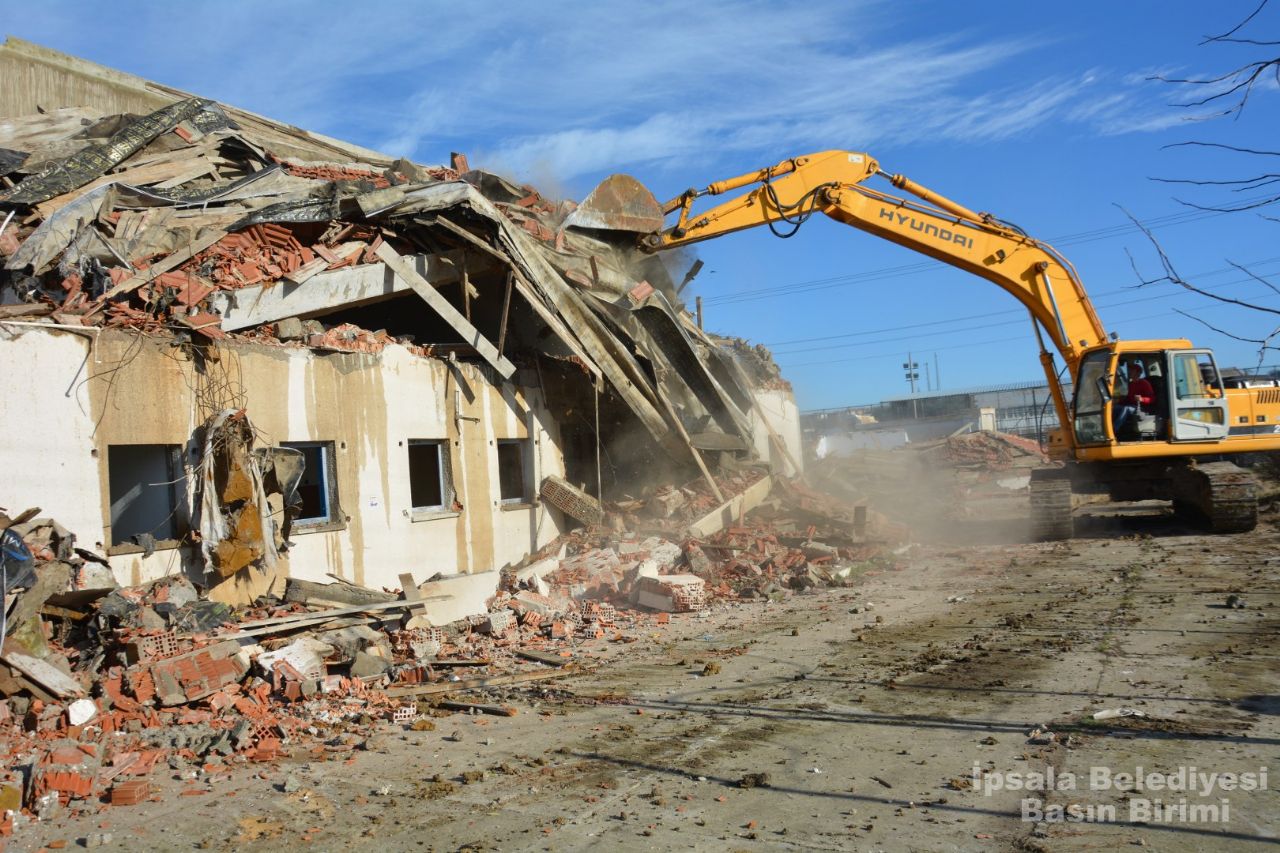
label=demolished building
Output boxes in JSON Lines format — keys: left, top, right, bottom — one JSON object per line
{"left": 0, "top": 37, "right": 802, "bottom": 606}
{"left": 0, "top": 43, "right": 919, "bottom": 838}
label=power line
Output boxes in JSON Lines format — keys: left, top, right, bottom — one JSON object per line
{"left": 769, "top": 265, "right": 1280, "bottom": 356}
{"left": 763, "top": 257, "right": 1280, "bottom": 348}
{"left": 777, "top": 291, "right": 1280, "bottom": 368}
{"left": 701, "top": 191, "right": 1278, "bottom": 307}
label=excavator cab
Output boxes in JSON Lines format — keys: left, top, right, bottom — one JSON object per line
{"left": 1072, "top": 345, "right": 1229, "bottom": 449}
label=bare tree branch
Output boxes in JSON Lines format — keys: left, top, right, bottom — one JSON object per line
{"left": 1161, "top": 141, "right": 1280, "bottom": 156}
{"left": 1170, "top": 194, "right": 1280, "bottom": 212}
{"left": 1153, "top": 3, "right": 1279, "bottom": 120}
{"left": 1151, "top": 4, "right": 1280, "bottom": 204}
{"left": 1138, "top": 1, "right": 1280, "bottom": 368}
{"left": 1213, "top": 37, "right": 1280, "bottom": 45}
{"left": 1172, "top": 308, "right": 1276, "bottom": 345}
{"left": 1154, "top": 59, "right": 1279, "bottom": 116}
{"left": 1228, "top": 259, "right": 1280, "bottom": 297}
{"left": 1121, "top": 206, "right": 1280, "bottom": 315}
{"left": 1175, "top": 308, "right": 1280, "bottom": 377}
{"left": 1124, "top": 246, "right": 1150, "bottom": 290}
{"left": 1150, "top": 174, "right": 1280, "bottom": 190}
{"left": 1173, "top": 309, "right": 1280, "bottom": 374}
{"left": 1202, "top": 0, "right": 1269, "bottom": 42}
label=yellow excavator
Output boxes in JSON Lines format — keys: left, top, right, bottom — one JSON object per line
{"left": 571, "top": 150, "right": 1280, "bottom": 538}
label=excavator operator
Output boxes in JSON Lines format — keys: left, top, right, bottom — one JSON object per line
{"left": 1113, "top": 357, "right": 1155, "bottom": 435}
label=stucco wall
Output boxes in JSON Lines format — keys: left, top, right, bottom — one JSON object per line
{"left": 0, "top": 324, "right": 567, "bottom": 594}
{"left": 0, "top": 323, "right": 105, "bottom": 541}
{"left": 751, "top": 389, "right": 804, "bottom": 477}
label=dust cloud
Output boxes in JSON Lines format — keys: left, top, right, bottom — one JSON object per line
{"left": 806, "top": 435, "right": 1042, "bottom": 545}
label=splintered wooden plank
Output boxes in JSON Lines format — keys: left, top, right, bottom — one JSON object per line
{"left": 436, "top": 700, "right": 516, "bottom": 716}
{"left": 90, "top": 227, "right": 228, "bottom": 309}
{"left": 374, "top": 242, "right": 515, "bottom": 379}
{"left": 514, "top": 649, "right": 572, "bottom": 667}
{"left": 399, "top": 572, "right": 428, "bottom": 619}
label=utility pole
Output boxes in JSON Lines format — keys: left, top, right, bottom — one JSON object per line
{"left": 903, "top": 353, "right": 919, "bottom": 419}
{"left": 934, "top": 352, "right": 940, "bottom": 391}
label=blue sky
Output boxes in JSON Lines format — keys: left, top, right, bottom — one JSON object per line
{"left": 4, "top": 0, "right": 1278, "bottom": 408}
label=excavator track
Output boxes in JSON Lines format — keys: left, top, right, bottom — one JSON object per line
{"left": 1170, "top": 461, "right": 1258, "bottom": 533}
{"left": 1030, "top": 469, "right": 1073, "bottom": 541}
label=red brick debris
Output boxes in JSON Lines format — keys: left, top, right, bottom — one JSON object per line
{"left": 0, "top": 471, "right": 896, "bottom": 841}
{"left": 0, "top": 95, "right": 795, "bottom": 428}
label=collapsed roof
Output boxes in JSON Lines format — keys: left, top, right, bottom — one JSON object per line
{"left": 0, "top": 56, "right": 789, "bottom": 487}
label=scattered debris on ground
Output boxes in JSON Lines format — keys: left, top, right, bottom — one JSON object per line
{"left": 0, "top": 468, "right": 888, "bottom": 842}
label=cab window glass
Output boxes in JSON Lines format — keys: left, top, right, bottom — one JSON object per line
{"left": 1173, "top": 353, "right": 1213, "bottom": 399}
{"left": 1073, "top": 351, "right": 1111, "bottom": 444}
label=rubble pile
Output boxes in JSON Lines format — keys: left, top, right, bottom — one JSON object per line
{"left": 610, "top": 470, "right": 771, "bottom": 531}
{"left": 0, "top": 97, "right": 767, "bottom": 472}
{"left": 918, "top": 430, "right": 1048, "bottom": 470}
{"left": 715, "top": 336, "right": 791, "bottom": 391}
{"left": 536, "top": 475, "right": 897, "bottom": 608}
{"left": 0, "top": 63, "right": 828, "bottom": 842}
{"left": 689, "top": 480, "right": 900, "bottom": 598}
{"left": 0, "top": 472, "right": 888, "bottom": 835}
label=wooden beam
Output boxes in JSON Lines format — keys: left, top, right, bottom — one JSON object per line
{"left": 429, "top": 215, "right": 508, "bottom": 263}
{"left": 654, "top": 383, "right": 725, "bottom": 502}
{"left": 217, "top": 250, "right": 477, "bottom": 332}
{"left": 39, "top": 604, "right": 90, "bottom": 622}
{"left": 188, "top": 594, "right": 448, "bottom": 639}
{"left": 233, "top": 595, "right": 449, "bottom": 628}
{"left": 514, "top": 649, "right": 571, "bottom": 667}
{"left": 497, "top": 270, "right": 513, "bottom": 354}
{"left": 0, "top": 304, "right": 54, "bottom": 320}
{"left": 424, "top": 658, "right": 492, "bottom": 667}
{"left": 374, "top": 242, "right": 516, "bottom": 379}
{"left": 462, "top": 255, "right": 472, "bottom": 322}
{"left": 286, "top": 577, "right": 397, "bottom": 608}
{"left": 399, "top": 572, "right": 428, "bottom": 620}
{"left": 435, "top": 700, "right": 516, "bottom": 717}
{"left": 89, "top": 228, "right": 228, "bottom": 312}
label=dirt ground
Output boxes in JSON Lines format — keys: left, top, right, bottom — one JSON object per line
{"left": 16, "top": 505, "right": 1280, "bottom": 852}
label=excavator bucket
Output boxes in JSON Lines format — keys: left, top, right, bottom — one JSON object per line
{"left": 564, "top": 174, "right": 665, "bottom": 235}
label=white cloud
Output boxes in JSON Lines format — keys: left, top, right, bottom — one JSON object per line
{"left": 480, "top": 113, "right": 710, "bottom": 179}
{"left": 0, "top": 0, "right": 1194, "bottom": 181}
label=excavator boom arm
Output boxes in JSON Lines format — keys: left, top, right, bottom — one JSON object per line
{"left": 643, "top": 150, "right": 1108, "bottom": 372}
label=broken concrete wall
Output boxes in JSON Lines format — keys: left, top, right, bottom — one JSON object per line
{"left": 0, "top": 37, "right": 395, "bottom": 166}
{"left": 0, "top": 324, "right": 105, "bottom": 542}
{"left": 0, "top": 324, "right": 567, "bottom": 594}
{"left": 0, "top": 39, "right": 807, "bottom": 580}
{"left": 751, "top": 388, "right": 804, "bottom": 477}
